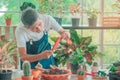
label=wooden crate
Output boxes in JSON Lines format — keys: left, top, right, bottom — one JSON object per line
{"left": 92, "top": 76, "right": 108, "bottom": 80}
{"left": 102, "top": 17, "right": 120, "bottom": 27}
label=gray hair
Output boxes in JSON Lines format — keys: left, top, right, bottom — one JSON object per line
{"left": 21, "top": 7, "right": 39, "bottom": 28}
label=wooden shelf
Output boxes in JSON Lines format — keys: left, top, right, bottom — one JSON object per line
{"left": 62, "top": 26, "right": 120, "bottom": 29}
{"left": 1, "top": 25, "right": 120, "bottom": 29}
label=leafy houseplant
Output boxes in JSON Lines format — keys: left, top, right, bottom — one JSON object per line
{"left": 86, "top": 7, "right": 99, "bottom": 26}
{"left": 50, "top": 0, "right": 65, "bottom": 25}
{"left": 4, "top": 13, "right": 12, "bottom": 26}
{"left": 22, "top": 61, "right": 33, "bottom": 80}
{"left": 36, "top": 0, "right": 65, "bottom": 25}
{"left": 52, "top": 29, "right": 103, "bottom": 74}
{"left": 69, "top": 3, "right": 82, "bottom": 27}
{"left": 0, "top": 36, "right": 18, "bottom": 80}
{"left": 108, "top": 61, "right": 120, "bottom": 80}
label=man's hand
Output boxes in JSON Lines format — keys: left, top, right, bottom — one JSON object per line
{"left": 59, "top": 29, "right": 72, "bottom": 45}
{"left": 40, "top": 50, "right": 53, "bottom": 59}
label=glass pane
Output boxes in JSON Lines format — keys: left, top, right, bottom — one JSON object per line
{"left": 83, "top": 0, "right": 100, "bottom": 9}
{"left": 103, "top": 30, "right": 120, "bottom": 44}
{"left": 0, "top": 13, "right": 5, "bottom": 25}
{"left": 83, "top": 30, "right": 100, "bottom": 44}
{"left": 0, "top": 0, "right": 19, "bottom": 11}
{"left": 103, "top": 46, "right": 119, "bottom": 64}
{"left": 104, "top": 0, "right": 119, "bottom": 12}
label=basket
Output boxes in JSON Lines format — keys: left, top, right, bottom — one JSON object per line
{"left": 92, "top": 76, "right": 107, "bottom": 80}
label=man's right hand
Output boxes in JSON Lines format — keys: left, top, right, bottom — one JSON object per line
{"left": 39, "top": 50, "right": 53, "bottom": 59}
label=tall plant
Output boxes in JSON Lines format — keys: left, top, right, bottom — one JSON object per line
{"left": 86, "top": 7, "right": 99, "bottom": 19}
{"left": 51, "top": 29, "right": 103, "bottom": 66}
{"left": 0, "top": 37, "right": 18, "bottom": 72}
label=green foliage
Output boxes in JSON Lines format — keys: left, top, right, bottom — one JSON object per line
{"left": 36, "top": 0, "right": 50, "bottom": 13}
{"left": 51, "top": 29, "right": 103, "bottom": 66}
{"left": 86, "top": 7, "right": 99, "bottom": 18}
{"left": 97, "top": 70, "right": 107, "bottom": 76}
{"left": 112, "top": 0, "right": 120, "bottom": 10}
{"left": 36, "top": 0, "right": 65, "bottom": 17}
{"left": 0, "top": 37, "right": 18, "bottom": 72}
{"left": 22, "top": 61, "right": 31, "bottom": 76}
{"left": 70, "top": 48, "right": 84, "bottom": 64}
{"left": 4, "top": 13, "right": 12, "bottom": 19}
{"left": 20, "top": 2, "right": 36, "bottom": 11}
{"left": 70, "top": 29, "right": 80, "bottom": 44}
{"left": 108, "top": 65, "right": 117, "bottom": 72}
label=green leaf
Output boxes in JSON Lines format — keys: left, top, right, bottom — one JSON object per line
{"left": 70, "top": 29, "right": 80, "bottom": 44}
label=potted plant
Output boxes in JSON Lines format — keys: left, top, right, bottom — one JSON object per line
{"left": 22, "top": 61, "right": 33, "bottom": 80}
{"left": 4, "top": 13, "right": 12, "bottom": 26}
{"left": 49, "top": 0, "right": 65, "bottom": 25}
{"left": 69, "top": 3, "right": 82, "bottom": 27}
{"left": 77, "top": 66, "right": 85, "bottom": 80}
{"left": 0, "top": 37, "right": 18, "bottom": 80}
{"left": 92, "top": 70, "right": 107, "bottom": 80}
{"left": 36, "top": 0, "right": 65, "bottom": 25}
{"left": 91, "top": 61, "right": 99, "bottom": 73}
{"left": 107, "top": 61, "right": 120, "bottom": 80}
{"left": 86, "top": 7, "right": 99, "bottom": 27}
{"left": 52, "top": 29, "right": 103, "bottom": 74}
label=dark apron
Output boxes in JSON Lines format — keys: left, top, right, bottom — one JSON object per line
{"left": 21, "top": 33, "right": 55, "bottom": 69}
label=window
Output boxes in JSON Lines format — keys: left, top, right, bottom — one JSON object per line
{"left": 0, "top": 0, "right": 120, "bottom": 66}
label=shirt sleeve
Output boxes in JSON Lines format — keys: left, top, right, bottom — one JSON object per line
{"left": 15, "top": 27, "right": 26, "bottom": 47}
{"left": 48, "top": 15, "right": 63, "bottom": 32}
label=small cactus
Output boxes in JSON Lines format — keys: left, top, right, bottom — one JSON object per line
{"left": 22, "top": 60, "right": 31, "bottom": 76}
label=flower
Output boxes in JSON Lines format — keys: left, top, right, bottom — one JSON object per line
{"left": 69, "top": 3, "right": 82, "bottom": 17}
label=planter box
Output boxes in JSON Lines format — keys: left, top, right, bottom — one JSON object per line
{"left": 102, "top": 17, "right": 120, "bottom": 27}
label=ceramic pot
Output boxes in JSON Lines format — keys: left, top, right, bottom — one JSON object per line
{"left": 22, "top": 75, "right": 33, "bottom": 80}
{"left": 32, "top": 69, "right": 41, "bottom": 78}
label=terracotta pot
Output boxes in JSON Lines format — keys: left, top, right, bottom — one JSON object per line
{"left": 77, "top": 75, "right": 85, "bottom": 80}
{"left": 22, "top": 75, "right": 33, "bottom": 80}
{"left": 33, "top": 77, "right": 40, "bottom": 80}
{"left": 32, "top": 69, "right": 41, "bottom": 78}
{"left": 5, "top": 19, "right": 11, "bottom": 26}
{"left": 41, "top": 70, "right": 71, "bottom": 80}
